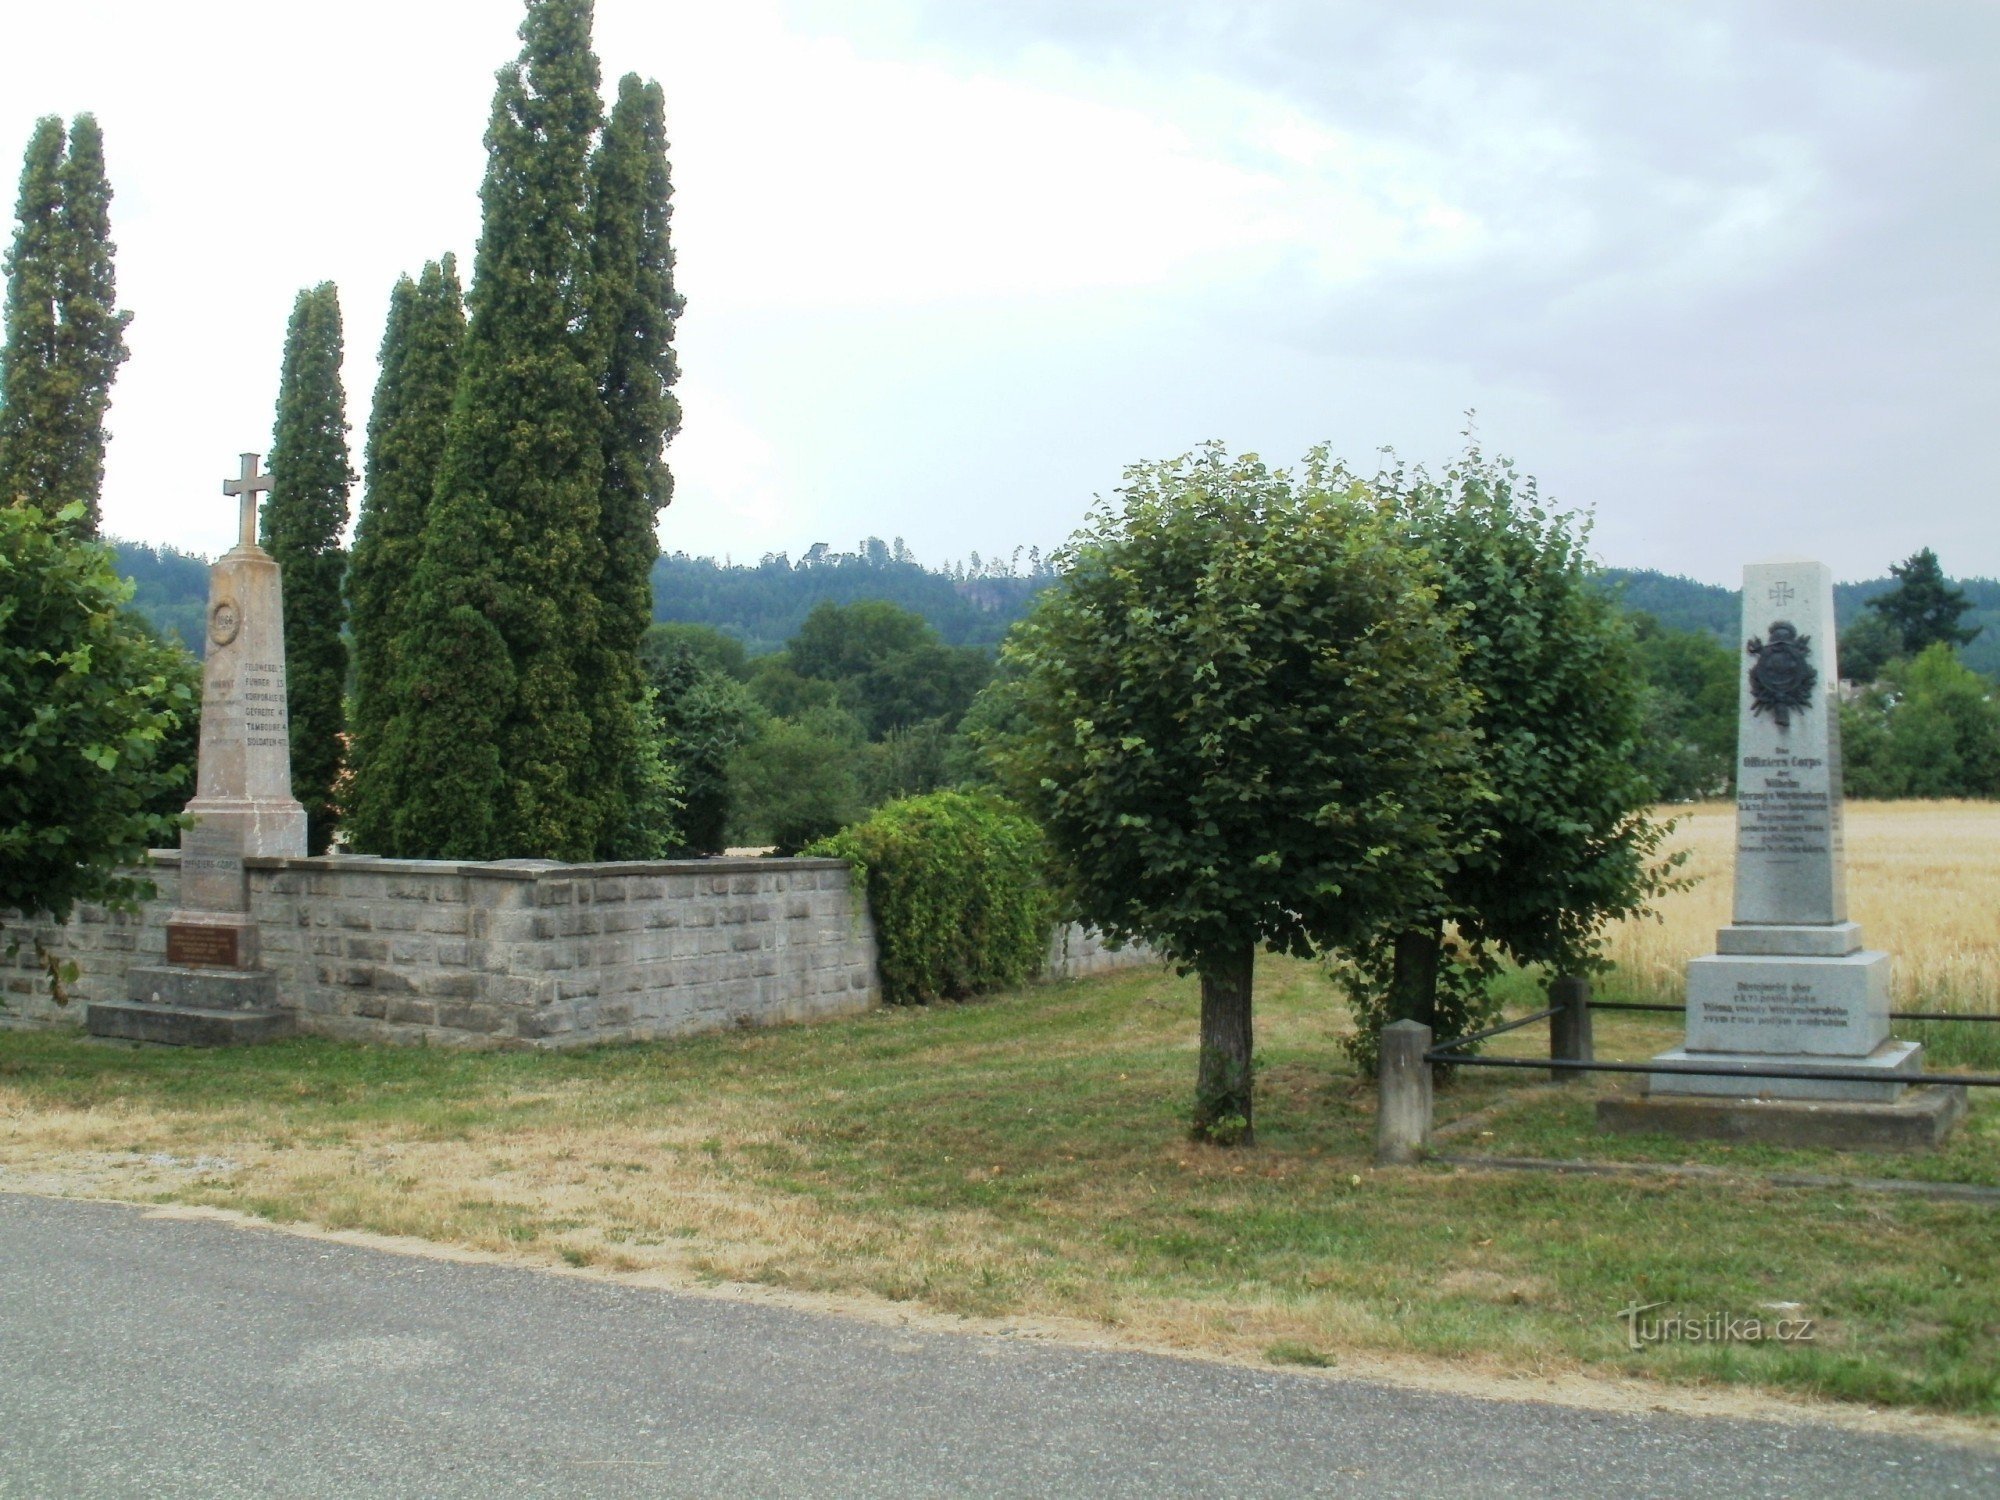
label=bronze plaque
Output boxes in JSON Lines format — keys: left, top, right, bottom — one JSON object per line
{"left": 167, "top": 923, "right": 239, "bottom": 968}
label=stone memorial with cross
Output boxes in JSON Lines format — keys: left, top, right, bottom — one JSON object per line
{"left": 1600, "top": 559, "right": 1963, "bottom": 1147}
{"left": 86, "top": 454, "right": 304, "bottom": 1045}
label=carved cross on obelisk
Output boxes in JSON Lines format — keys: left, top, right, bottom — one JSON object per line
{"left": 222, "top": 451, "right": 273, "bottom": 550}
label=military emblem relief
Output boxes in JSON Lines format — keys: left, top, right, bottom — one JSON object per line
{"left": 1746, "top": 620, "right": 1815, "bottom": 731}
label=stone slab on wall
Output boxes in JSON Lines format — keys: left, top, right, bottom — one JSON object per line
{"left": 4, "top": 854, "right": 878, "bottom": 1048}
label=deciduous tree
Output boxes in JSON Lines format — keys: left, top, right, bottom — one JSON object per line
{"left": 0, "top": 503, "right": 192, "bottom": 996}
{"left": 1351, "top": 445, "right": 1680, "bottom": 1063}
{"left": 998, "top": 445, "right": 1483, "bottom": 1143}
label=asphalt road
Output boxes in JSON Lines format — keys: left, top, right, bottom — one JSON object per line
{"left": 1, "top": 1192, "right": 1992, "bottom": 1498}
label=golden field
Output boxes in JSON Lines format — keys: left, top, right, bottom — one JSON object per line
{"left": 1601, "top": 799, "right": 2000, "bottom": 1012}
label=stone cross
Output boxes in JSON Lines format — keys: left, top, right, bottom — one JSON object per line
{"left": 222, "top": 451, "right": 273, "bottom": 550}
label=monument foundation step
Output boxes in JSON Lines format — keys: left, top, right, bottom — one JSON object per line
{"left": 1597, "top": 1085, "right": 1968, "bottom": 1152}
{"left": 86, "top": 1000, "right": 295, "bottom": 1047}
{"left": 127, "top": 963, "right": 277, "bottom": 1012}
{"left": 1646, "top": 1038, "right": 1922, "bottom": 1103}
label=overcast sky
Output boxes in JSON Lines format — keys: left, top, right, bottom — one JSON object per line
{"left": 3, "top": 0, "right": 1994, "bottom": 584}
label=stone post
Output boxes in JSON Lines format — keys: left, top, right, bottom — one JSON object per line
{"left": 1376, "top": 1019, "right": 1433, "bottom": 1166}
{"left": 1549, "top": 974, "right": 1594, "bottom": 1082}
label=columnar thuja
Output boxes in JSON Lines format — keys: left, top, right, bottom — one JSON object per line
{"left": 357, "top": 0, "right": 684, "bottom": 860}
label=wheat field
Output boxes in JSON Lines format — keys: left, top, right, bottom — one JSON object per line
{"left": 1600, "top": 800, "right": 2000, "bottom": 1015}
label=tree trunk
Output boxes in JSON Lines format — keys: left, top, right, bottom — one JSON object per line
{"left": 1388, "top": 922, "right": 1442, "bottom": 1028}
{"left": 1193, "top": 942, "right": 1256, "bottom": 1145}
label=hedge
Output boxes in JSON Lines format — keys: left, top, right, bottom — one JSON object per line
{"left": 808, "top": 791, "right": 1055, "bottom": 1005}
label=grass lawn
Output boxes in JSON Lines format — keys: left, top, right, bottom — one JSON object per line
{"left": 4, "top": 953, "right": 1996, "bottom": 1419}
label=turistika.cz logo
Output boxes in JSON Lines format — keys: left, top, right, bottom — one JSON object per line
{"left": 1615, "top": 1302, "right": 1816, "bottom": 1352}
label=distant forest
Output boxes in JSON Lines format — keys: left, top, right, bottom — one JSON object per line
{"left": 109, "top": 537, "right": 2000, "bottom": 677}
{"left": 1601, "top": 568, "right": 2000, "bottom": 678}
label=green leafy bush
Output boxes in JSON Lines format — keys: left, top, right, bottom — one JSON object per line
{"left": 809, "top": 791, "right": 1056, "bottom": 1005}
{"left": 1, "top": 504, "right": 193, "bottom": 993}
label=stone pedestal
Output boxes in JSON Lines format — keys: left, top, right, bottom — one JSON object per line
{"left": 1599, "top": 559, "right": 1955, "bottom": 1150}
{"left": 87, "top": 476, "right": 302, "bottom": 1048}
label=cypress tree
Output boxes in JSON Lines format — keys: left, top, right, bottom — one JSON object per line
{"left": 51, "top": 115, "right": 131, "bottom": 534}
{"left": 262, "top": 282, "right": 353, "bottom": 854}
{"left": 583, "top": 72, "right": 683, "bottom": 856}
{"left": 0, "top": 115, "right": 131, "bottom": 534}
{"left": 407, "top": 0, "right": 608, "bottom": 859}
{"left": 345, "top": 256, "right": 464, "bottom": 854}
{"left": 0, "top": 120, "right": 68, "bottom": 513}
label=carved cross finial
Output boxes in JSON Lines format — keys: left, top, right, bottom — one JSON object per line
{"left": 222, "top": 452, "right": 273, "bottom": 549}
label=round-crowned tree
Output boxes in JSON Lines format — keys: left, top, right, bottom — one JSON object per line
{"left": 1345, "top": 443, "right": 1682, "bottom": 1067}
{"left": 997, "top": 445, "right": 1484, "bottom": 1144}
{"left": 0, "top": 503, "right": 192, "bottom": 997}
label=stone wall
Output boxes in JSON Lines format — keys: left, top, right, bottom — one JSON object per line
{"left": 1044, "top": 922, "right": 1159, "bottom": 982}
{"left": 3, "top": 853, "right": 877, "bottom": 1047}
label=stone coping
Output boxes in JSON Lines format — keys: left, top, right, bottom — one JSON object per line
{"left": 142, "top": 850, "right": 852, "bottom": 881}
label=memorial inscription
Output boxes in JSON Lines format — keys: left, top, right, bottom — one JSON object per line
{"left": 166, "top": 924, "right": 240, "bottom": 968}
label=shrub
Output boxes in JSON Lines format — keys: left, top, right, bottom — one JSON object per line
{"left": 809, "top": 791, "right": 1056, "bottom": 1005}
{"left": 1, "top": 504, "right": 193, "bottom": 995}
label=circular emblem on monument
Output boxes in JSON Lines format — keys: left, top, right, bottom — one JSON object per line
{"left": 208, "top": 599, "right": 241, "bottom": 647}
{"left": 1746, "top": 619, "right": 1815, "bottom": 731}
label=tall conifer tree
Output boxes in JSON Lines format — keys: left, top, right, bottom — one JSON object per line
{"left": 345, "top": 256, "right": 464, "bottom": 854}
{"left": 263, "top": 282, "right": 353, "bottom": 854}
{"left": 403, "top": 0, "right": 608, "bottom": 859}
{"left": 51, "top": 115, "right": 130, "bottom": 534}
{"left": 583, "top": 73, "right": 683, "bottom": 856}
{"left": 0, "top": 118, "right": 66, "bottom": 512}
{"left": 0, "top": 115, "right": 130, "bottom": 534}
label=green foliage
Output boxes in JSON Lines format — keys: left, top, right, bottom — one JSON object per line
{"left": 1347, "top": 442, "right": 1681, "bottom": 1061}
{"left": 346, "top": 255, "right": 464, "bottom": 855}
{"left": 808, "top": 791, "right": 1055, "bottom": 1005}
{"left": 791, "top": 599, "right": 931, "bottom": 679}
{"left": 727, "top": 706, "right": 867, "bottom": 854}
{"left": 0, "top": 504, "right": 191, "bottom": 986}
{"left": 1868, "top": 548, "right": 1981, "bottom": 656}
{"left": 1628, "top": 613, "right": 1736, "bottom": 800}
{"left": 1837, "top": 610, "right": 1900, "bottom": 685}
{"left": 643, "top": 632, "right": 758, "bottom": 855}
{"left": 0, "top": 115, "right": 130, "bottom": 536}
{"left": 261, "top": 282, "right": 352, "bottom": 853}
{"left": 642, "top": 621, "right": 747, "bottom": 680}
{"left": 582, "top": 71, "right": 682, "bottom": 860}
{"left": 371, "top": 1, "right": 684, "bottom": 860}
{"left": 781, "top": 599, "right": 990, "bottom": 738}
{"left": 1842, "top": 645, "right": 2000, "bottom": 799}
{"left": 415, "top": 0, "right": 607, "bottom": 859}
{"left": 995, "top": 444, "right": 1484, "bottom": 1135}
{"left": 1000, "top": 445, "right": 1481, "bottom": 968}
{"left": 107, "top": 539, "right": 207, "bottom": 648}
{"left": 650, "top": 542, "right": 1054, "bottom": 656}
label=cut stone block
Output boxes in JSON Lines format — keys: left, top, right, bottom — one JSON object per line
{"left": 1597, "top": 1084, "right": 1966, "bottom": 1152}
{"left": 1685, "top": 949, "right": 1890, "bottom": 1057}
{"left": 1648, "top": 1038, "right": 1921, "bottom": 1103}
{"left": 86, "top": 1001, "right": 294, "bottom": 1047}
{"left": 126, "top": 964, "right": 278, "bottom": 1012}
{"left": 1715, "top": 922, "right": 1862, "bottom": 958}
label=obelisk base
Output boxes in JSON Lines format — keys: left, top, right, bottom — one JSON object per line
{"left": 1597, "top": 1085, "right": 1968, "bottom": 1152}
{"left": 86, "top": 963, "right": 293, "bottom": 1047}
